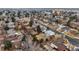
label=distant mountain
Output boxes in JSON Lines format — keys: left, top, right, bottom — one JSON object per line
{"left": 0, "top": 8, "right": 79, "bottom": 12}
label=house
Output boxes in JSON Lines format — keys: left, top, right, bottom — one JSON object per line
{"left": 44, "top": 30, "right": 55, "bottom": 37}
{"left": 0, "top": 34, "right": 5, "bottom": 46}
{"left": 11, "top": 38, "right": 21, "bottom": 49}
{"left": 70, "top": 22, "right": 79, "bottom": 30}
{"left": 40, "top": 25, "right": 47, "bottom": 32}
{"left": 36, "top": 33, "right": 46, "bottom": 41}
{"left": 7, "top": 29, "right": 16, "bottom": 36}
{"left": 54, "top": 43, "right": 68, "bottom": 51}
{"left": 7, "top": 22, "right": 15, "bottom": 29}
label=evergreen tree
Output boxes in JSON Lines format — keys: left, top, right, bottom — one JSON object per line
{"left": 29, "top": 20, "right": 33, "bottom": 27}
{"left": 21, "top": 35, "right": 26, "bottom": 42}
{"left": 32, "top": 35, "right": 38, "bottom": 42}
{"left": 11, "top": 17, "right": 16, "bottom": 22}
{"left": 37, "top": 25, "right": 42, "bottom": 33}
{"left": 4, "top": 40, "right": 12, "bottom": 50}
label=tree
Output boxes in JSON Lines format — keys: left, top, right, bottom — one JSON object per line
{"left": 32, "top": 35, "right": 38, "bottom": 42}
{"left": 4, "top": 40, "right": 12, "bottom": 50}
{"left": 5, "top": 20, "right": 9, "bottom": 23}
{"left": 0, "top": 19, "right": 1, "bottom": 21}
{"left": 29, "top": 20, "right": 33, "bottom": 27}
{"left": 17, "top": 11, "right": 21, "bottom": 18}
{"left": 25, "top": 13, "right": 29, "bottom": 17}
{"left": 37, "top": 25, "right": 42, "bottom": 33}
{"left": 21, "top": 35, "right": 26, "bottom": 42}
{"left": 4, "top": 26, "right": 9, "bottom": 31}
{"left": 0, "top": 12, "right": 2, "bottom": 15}
{"left": 69, "top": 15, "right": 76, "bottom": 20}
{"left": 39, "top": 39, "right": 43, "bottom": 43}
{"left": 67, "top": 16, "right": 76, "bottom": 26}
{"left": 11, "top": 17, "right": 16, "bottom": 22}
